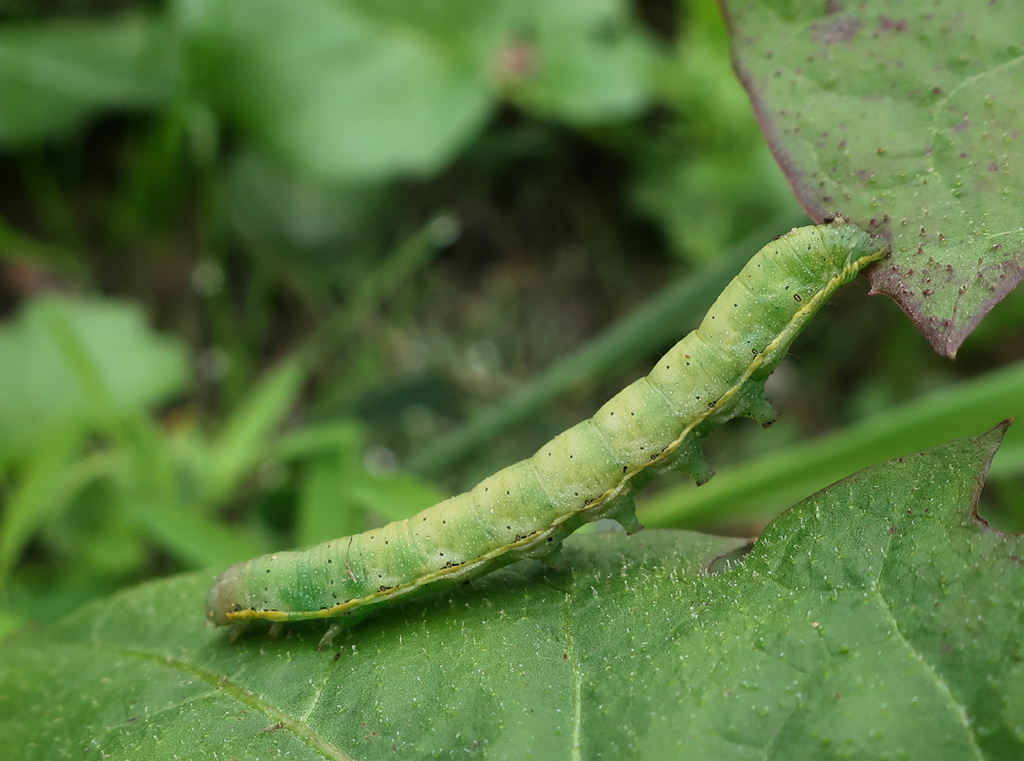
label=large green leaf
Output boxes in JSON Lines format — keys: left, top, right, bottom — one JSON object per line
{"left": 501, "top": 0, "right": 653, "bottom": 123}
{"left": 178, "top": 0, "right": 493, "bottom": 181}
{"left": 0, "top": 296, "right": 188, "bottom": 456}
{"left": 3, "top": 425, "right": 1020, "bottom": 759}
{"left": 177, "top": 0, "right": 654, "bottom": 181}
{"left": 0, "top": 12, "right": 176, "bottom": 145}
{"left": 722, "top": 0, "right": 1024, "bottom": 356}
{"left": 0, "top": 0, "right": 655, "bottom": 174}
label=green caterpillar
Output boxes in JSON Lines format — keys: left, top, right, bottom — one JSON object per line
{"left": 207, "top": 221, "right": 886, "bottom": 646}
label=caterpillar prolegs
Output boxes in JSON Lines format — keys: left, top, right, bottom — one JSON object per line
{"left": 207, "top": 221, "right": 887, "bottom": 646}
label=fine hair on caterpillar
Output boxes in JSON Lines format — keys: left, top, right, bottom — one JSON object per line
{"left": 206, "top": 220, "right": 888, "bottom": 648}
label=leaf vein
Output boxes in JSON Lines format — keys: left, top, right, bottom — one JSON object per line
{"left": 104, "top": 645, "right": 357, "bottom": 761}
{"left": 871, "top": 591, "right": 984, "bottom": 761}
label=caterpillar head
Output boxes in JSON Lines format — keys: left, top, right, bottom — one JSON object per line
{"left": 206, "top": 562, "right": 245, "bottom": 626}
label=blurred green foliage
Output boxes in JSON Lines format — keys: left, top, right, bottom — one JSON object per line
{"left": 0, "top": 0, "right": 1021, "bottom": 641}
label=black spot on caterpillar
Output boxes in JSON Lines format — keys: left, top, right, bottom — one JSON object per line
{"left": 206, "top": 222, "right": 887, "bottom": 647}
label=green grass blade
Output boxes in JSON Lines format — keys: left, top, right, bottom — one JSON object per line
{"left": 641, "top": 360, "right": 1024, "bottom": 528}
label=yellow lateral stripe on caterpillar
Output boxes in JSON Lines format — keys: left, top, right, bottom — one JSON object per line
{"left": 206, "top": 221, "right": 887, "bottom": 643}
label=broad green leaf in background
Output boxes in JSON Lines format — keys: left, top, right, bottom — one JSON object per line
{"left": 283, "top": 0, "right": 655, "bottom": 125}
{"left": 722, "top": 0, "right": 1024, "bottom": 356}
{"left": 0, "top": 12, "right": 177, "bottom": 145}
{"left": 3, "top": 425, "right": 1020, "bottom": 759}
{"left": 176, "top": 0, "right": 494, "bottom": 182}
{"left": 176, "top": 0, "right": 655, "bottom": 182}
{"left": 501, "top": 0, "right": 653, "bottom": 123}
{"left": 0, "top": 296, "right": 188, "bottom": 457}
{"left": 0, "top": 0, "right": 657, "bottom": 182}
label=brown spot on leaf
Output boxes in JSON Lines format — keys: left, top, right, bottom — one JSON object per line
{"left": 878, "top": 16, "right": 908, "bottom": 32}
{"left": 812, "top": 16, "right": 862, "bottom": 44}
